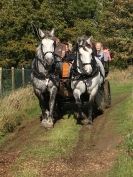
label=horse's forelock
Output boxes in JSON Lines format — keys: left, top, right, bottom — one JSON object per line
{"left": 78, "top": 36, "right": 88, "bottom": 47}
{"left": 44, "top": 30, "right": 54, "bottom": 39}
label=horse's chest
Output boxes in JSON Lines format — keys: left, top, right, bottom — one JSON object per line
{"left": 84, "top": 79, "right": 92, "bottom": 87}
{"left": 33, "top": 77, "right": 50, "bottom": 91}
{"left": 45, "top": 78, "right": 49, "bottom": 86}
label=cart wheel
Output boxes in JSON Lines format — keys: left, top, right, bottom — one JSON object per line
{"left": 104, "top": 80, "right": 111, "bottom": 108}
{"left": 95, "top": 87, "right": 105, "bottom": 114}
{"left": 53, "top": 99, "right": 62, "bottom": 120}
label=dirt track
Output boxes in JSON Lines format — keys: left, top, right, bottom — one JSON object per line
{"left": 41, "top": 94, "right": 126, "bottom": 177}
{"left": 0, "top": 93, "right": 128, "bottom": 177}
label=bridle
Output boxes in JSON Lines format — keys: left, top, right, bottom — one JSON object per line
{"left": 39, "top": 39, "right": 56, "bottom": 67}
{"left": 76, "top": 42, "right": 99, "bottom": 78}
{"left": 32, "top": 38, "right": 57, "bottom": 79}
{"left": 78, "top": 44, "right": 93, "bottom": 67}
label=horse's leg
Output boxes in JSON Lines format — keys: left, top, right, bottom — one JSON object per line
{"left": 73, "top": 89, "right": 82, "bottom": 122}
{"left": 38, "top": 85, "right": 57, "bottom": 129}
{"left": 88, "top": 85, "right": 98, "bottom": 124}
{"left": 88, "top": 99, "right": 93, "bottom": 124}
{"left": 34, "top": 88, "right": 47, "bottom": 121}
{"left": 47, "top": 86, "right": 58, "bottom": 127}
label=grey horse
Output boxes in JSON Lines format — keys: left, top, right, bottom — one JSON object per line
{"left": 31, "top": 28, "right": 59, "bottom": 128}
{"left": 71, "top": 36, "right": 105, "bottom": 124}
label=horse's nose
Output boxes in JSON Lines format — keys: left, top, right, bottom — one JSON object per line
{"left": 46, "top": 54, "right": 54, "bottom": 64}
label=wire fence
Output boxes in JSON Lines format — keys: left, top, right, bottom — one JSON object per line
{"left": 0, "top": 59, "right": 132, "bottom": 97}
{"left": 0, "top": 67, "right": 31, "bottom": 96}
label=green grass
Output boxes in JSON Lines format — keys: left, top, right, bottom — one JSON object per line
{"left": 109, "top": 154, "right": 133, "bottom": 177}
{"left": 10, "top": 116, "right": 81, "bottom": 177}
{"left": 0, "top": 71, "right": 132, "bottom": 177}
{"left": 110, "top": 80, "right": 133, "bottom": 99}
{"left": 108, "top": 81, "right": 133, "bottom": 177}
{"left": 24, "top": 117, "right": 81, "bottom": 160}
{"left": 0, "top": 86, "right": 40, "bottom": 144}
{"left": 109, "top": 97, "right": 133, "bottom": 135}
{"left": 12, "top": 167, "right": 40, "bottom": 177}
{"left": 0, "top": 86, "right": 81, "bottom": 177}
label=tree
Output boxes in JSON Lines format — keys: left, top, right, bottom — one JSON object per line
{"left": 0, "top": 0, "right": 98, "bottom": 67}
{"left": 99, "top": 0, "right": 133, "bottom": 68}
{"left": 0, "top": 0, "right": 131, "bottom": 68}
{"left": 0, "top": 0, "right": 41, "bottom": 67}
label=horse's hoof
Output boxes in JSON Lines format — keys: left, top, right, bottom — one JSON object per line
{"left": 88, "top": 123, "right": 93, "bottom": 130}
{"left": 41, "top": 119, "right": 54, "bottom": 129}
{"left": 81, "top": 118, "right": 89, "bottom": 125}
{"left": 88, "top": 119, "right": 93, "bottom": 124}
{"left": 40, "top": 115, "right": 43, "bottom": 122}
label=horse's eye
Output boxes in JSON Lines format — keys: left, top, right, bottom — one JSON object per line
{"left": 86, "top": 43, "right": 91, "bottom": 48}
{"left": 53, "top": 41, "right": 56, "bottom": 48}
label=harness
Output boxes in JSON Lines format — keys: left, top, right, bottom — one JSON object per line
{"left": 32, "top": 56, "right": 54, "bottom": 80}
{"left": 32, "top": 40, "right": 60, "bottom": 88}
{"left": 72, "top": 44, "right": 99, "bottom": 80}
{"left": 71, "top": 45, "right": 102, "bottom": 92}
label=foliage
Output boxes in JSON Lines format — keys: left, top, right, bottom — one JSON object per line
{"left": 99, "top": 0, "right": 132, "bottom": 68}
{"left": 0, "top": 0, "right": 132, "bottom": 68}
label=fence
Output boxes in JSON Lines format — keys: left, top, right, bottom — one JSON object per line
{"left": 0, "top": 67, "right": 31, "bottom": 96}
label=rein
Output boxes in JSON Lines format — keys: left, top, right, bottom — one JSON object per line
{"left": 32, "top": 56, "right": 53, "bottom": 80}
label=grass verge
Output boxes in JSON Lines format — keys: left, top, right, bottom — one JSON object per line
{"left": 0, "top": 86, "right": 81, "bottom": 177}
{"left": 108, "top": 81, "right": 133, "bottom": 177}
{"left": 0, "top": 86, "right": 40, "bottom": 143}
{"left": 0, "top": 68, "right": 132, "bottom": 177}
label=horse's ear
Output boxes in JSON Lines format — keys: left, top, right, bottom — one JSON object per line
{"left": 50, "top": 28, "right": 55, "bottom": 37}
{"left": 77, "top": 37, "right": 84, "bottom": 47}
{"left": 38, "top": 29, "right": 45, "bottom": 38}
{"left": 86, "top": 36, "right": 93, "bottom": 46}
{"left": 86, "top": 38, "right": 91, "bottom": 45}
{"left": 77, "top": 37, "right": 81, "bottom": 45}
{"left": 31, "top": 22, "right": 41, "bottom": 40}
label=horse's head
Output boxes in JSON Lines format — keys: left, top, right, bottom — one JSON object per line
{"left": 77, "top": 36, "right": 93, "bottom": 74}
{"left": 37, "top": 28, "right": 55, "bottom": 66}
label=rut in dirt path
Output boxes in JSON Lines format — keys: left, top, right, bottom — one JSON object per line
{"left": 0, "top": 94, "right": 128, "bottom": 177}
{"left": 0, "top": 118, "right": 47, "bottom": 177}
{"left": 41, "top": 94, "right": 128, "bottom": 177}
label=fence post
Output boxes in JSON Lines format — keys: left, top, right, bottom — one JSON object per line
{"left": 11, "top": 67, "right": 15, "bottom": 91}
{"left": 0, "top": 67, "right": 2, "bottom": 95}
{"left": 22, "top": 67, "right": 25, "bottom": 87}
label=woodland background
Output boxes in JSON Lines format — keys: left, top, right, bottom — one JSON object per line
{"left": 0, "top": 0, "right": 132, "bottom": 68}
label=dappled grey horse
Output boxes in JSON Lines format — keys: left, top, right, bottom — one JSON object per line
{"left": 71, "top": 36, "right": 105, "bottom": 124}
{"left": 31, "top": 28, "right": 59, "bottom": 128}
